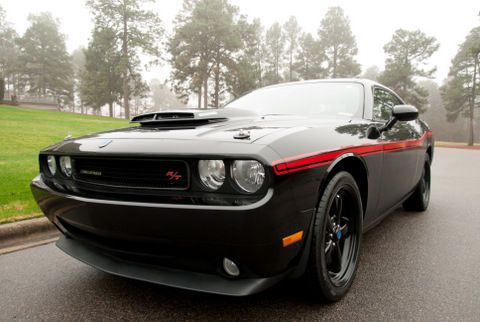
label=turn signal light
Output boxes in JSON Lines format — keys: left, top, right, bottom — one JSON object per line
{"left": 282, "top": 231, "right": 304, "bottom": 247}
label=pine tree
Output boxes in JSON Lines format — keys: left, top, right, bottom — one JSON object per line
{"left": 283, "top": 16, "right": 301, "bottom": 81}
{"left": 264, "top": 22, "right": 285, "bottom": 85}
{"left": 379, "top": 29, "right": 439, "bottom": 113}
{"left": 225, "top": 18, "right": 264, "bottom": 97}
{"left": 318, "top": 7, "right": 360, "bottom": 78}
{"left": 0, "top": 5, "right": 19, "bottom": 100}
{"left": 18, "top": 13, "right": 74, "bottom": 106}
{"left": 441, "top": 27, "right": 480, "bottom": 146}
{"left": 169, "top": 0, "right": 245, "bottom": 108}
{"left": 295, "top": 32, "right": 323, "bottom": 80}
{"left": 71, "top": 48, "right": 86, "bottom": 113}
{"left": 80, "top": 27, "right": 122, "bottom": 116}
{"left": 362, "top": 65, "right": 380, "bottom": 81}
{"left": 86, "top": 0, "right": 163, "bottom": 118}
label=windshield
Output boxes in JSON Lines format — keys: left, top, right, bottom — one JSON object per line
{"left": 225, "top": 82, "right": 364, "bottom": 118}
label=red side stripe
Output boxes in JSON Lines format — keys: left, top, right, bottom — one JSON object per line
{"left": 272, "top": 130, "right": 432, "bottom": 176}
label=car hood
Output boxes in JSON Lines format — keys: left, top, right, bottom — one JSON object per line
{"left": 43, "top": 109, "right": 360, "bottom": 161}
{"left": 74, "top": 109, "right": 349, "bottom": 145}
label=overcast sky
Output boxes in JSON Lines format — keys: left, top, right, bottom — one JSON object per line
{"left": 2, "top": 0, "right": 479, "bottom": 84}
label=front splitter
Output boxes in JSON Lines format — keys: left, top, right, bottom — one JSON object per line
{"left": 56, "top": 236, "right": 291, "bottom": 296}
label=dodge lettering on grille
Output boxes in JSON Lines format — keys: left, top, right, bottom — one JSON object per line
{"left": 79, "top": 169, "right": 102, "bottom": 176}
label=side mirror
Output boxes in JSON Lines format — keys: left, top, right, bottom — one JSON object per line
{"left": 367, "top": 104, "right": 418, "bottom": 139}
{"left": 392, "top": 104, "right": 418, "bottom": 122}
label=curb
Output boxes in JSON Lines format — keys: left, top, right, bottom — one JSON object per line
{"left": 436, "top": 145, "right": 480, "bottom": 150}
{"left": 0, "top": 217, "right": 60, "bottom": 254}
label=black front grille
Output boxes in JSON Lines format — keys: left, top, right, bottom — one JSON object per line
{"left": 73, "top": 157, "right": 189, "bottom": 190}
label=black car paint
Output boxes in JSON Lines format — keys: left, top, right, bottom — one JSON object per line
{"left": 31, "top": 79, "right": 434, "bottom": 295}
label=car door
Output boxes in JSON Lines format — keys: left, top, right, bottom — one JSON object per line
{"left": 372, "top": 86, "right": 420, "bottom": 215}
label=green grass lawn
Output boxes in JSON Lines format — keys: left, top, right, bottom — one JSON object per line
{"left": 0, "top": 105, "right": 129, "bottom": 224}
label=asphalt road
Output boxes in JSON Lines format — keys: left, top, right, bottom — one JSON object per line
{"left": 1, "top": 147, "right": 480, "bottom": 321}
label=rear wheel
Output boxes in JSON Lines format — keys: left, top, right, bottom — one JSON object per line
{"left": 305, "top": 171, "right": 363, "bottom": 301}
{"left": 403, "top": 154, "right": 431, "bottom": 212}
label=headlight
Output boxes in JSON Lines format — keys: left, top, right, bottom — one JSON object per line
{"left": 59, "top": 156, "right": 72, "bottom": 177}
{"left": 47, "top": 155, "right": 57, "bottom": 175}
{"left": 231, "top": 160, "right": 265, "bottom": 193}
{"left": 198, "top": 160, "right": 225, "bottom": 190}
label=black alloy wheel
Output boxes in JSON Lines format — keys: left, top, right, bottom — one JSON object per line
{"left": 306, "top": 171, "right": 363, "bottom": 301}
{"left": 403, "top": 153, "right": 431, "bottom": 212}
{"left": 324, "top": 188, "right": 359, "bottom": 286}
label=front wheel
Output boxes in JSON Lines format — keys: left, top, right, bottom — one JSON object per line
{"left": 403, "top": 154, "right": 431, "bottom": 212}
{"left": 305, "top": 171, "right": 363, "bottom": 301}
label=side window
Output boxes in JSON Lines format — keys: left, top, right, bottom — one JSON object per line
{"left": 373, "top": 88, "right": 401, "bottom": 121}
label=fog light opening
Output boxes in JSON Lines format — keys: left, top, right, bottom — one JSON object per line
{"left": 223, "top": 257, "right": 240, "bottom": 277}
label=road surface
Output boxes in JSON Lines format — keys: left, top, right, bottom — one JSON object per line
{"left": 1, "top": 147, "right": 479, "bottom": 321}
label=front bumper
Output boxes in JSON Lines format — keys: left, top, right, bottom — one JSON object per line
{"left": 31, "top": 175, "right": 313, "bottom": 295}
{"left": 56, "top": 236, "right": 290, "bottom": 296}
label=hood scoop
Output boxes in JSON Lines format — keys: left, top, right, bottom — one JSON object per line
{"left": 131, "top": 110, "right": 228, "bottom": 127}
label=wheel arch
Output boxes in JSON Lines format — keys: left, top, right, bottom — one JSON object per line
{"left": 290, "top": 153, "right": 369, "bottom": 280}
{"left": 319, "top": 153, "right": 369, "bottom": 216}
{"left": 426, "top": 145, "right": 433, "bottom": 164}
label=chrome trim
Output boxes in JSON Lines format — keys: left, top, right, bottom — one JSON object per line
{"left": 32, "top": 175, "right": 274, "bottom": 211}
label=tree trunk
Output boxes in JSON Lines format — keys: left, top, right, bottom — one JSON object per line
{"left": 109, "top": 102, "right": 114, "bottom": 118}
{"left": 41, "top": 57, "right": 46, "bottom": 95}
{"left": 0, "top": 77, "right": 4, "bottom": 102}
{"left": 197, "top": 84, "right": 202, "bottom": 108}
{"left": 468, "top": 54, "right": 478, "bottom": 146}
{"left": 13, "top": 73, "right": 17, "bottom": 96}
{"left": 203, "top": 76, "right": 208, "bottom": 109}
{"left": 6, "top": 75, "right": 10, "bottom": 100}
{"left": 289, "top": 49, "right": 293, "bottom": 81}
{"left": 332, "top": 46, "right": 338, "bottom": 78}
{"left": 122, "top": 1, "right": 130, "bottom": 119}
{"left": 275, "top": 47, "right": 279, "bottom": 82}
{"left": 214, "top": 62, "right": 220, "bottom": 108}
{"left": 257, "top": 48, "right": 262, "bottom": 87}
{"left": 123, "top": 72, "right": 129, "bottom": 118}
{"left": 6, "top": 75, "right": 11, "bottom": 100}
{"left": 305, "top": 57, "right": 309, "bottom": 79}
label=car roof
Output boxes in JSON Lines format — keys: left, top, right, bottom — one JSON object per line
{"left": 261, "top": 78, "right": 380, "bottom": 90}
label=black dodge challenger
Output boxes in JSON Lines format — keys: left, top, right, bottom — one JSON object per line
{"left": 31, "top": 79, "right": 433, "bottom": 301}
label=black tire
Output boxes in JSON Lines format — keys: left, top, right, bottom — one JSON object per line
{"left": 305, "top": 171, "right": 363, "bottom": 302}
{"left": 403, "top": 154, "right": 431, "bottom": 212}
